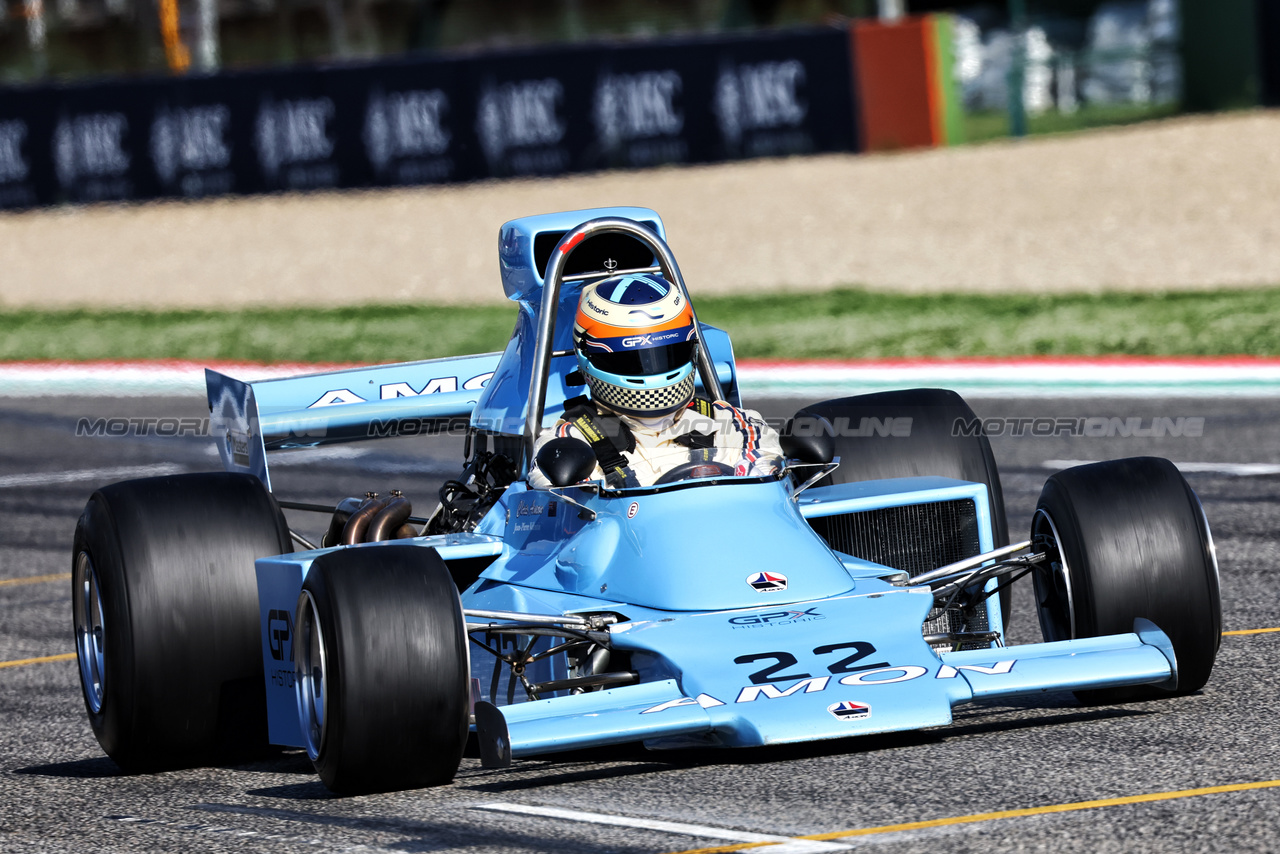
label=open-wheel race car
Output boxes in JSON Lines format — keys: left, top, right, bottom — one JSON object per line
{"left": 72, "top": 208, "right": 1222, "bottom": 794}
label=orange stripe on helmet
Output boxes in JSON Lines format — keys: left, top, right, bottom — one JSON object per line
{"left": 574, "top": 300, "right": 694, "bottom": 340}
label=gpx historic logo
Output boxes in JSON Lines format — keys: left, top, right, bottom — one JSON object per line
{"left": 267, "top": 609, "right": 293, "bottom": 661}
{"left": 728, "top": 607, "right": 823, "bottom": 628}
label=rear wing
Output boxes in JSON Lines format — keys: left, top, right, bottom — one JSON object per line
{"left": 207, "top": 353, "right": 499, "bottom": 490}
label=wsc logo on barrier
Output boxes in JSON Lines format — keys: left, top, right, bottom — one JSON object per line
{"left": 0, "top": 27, "right": 856, "bottom": 210}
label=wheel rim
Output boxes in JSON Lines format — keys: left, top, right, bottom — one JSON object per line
{"left": 295, "top": 591, "right": 328, "bottom": 761}
{"left": 73, "top": 551, "right": 106, "bottom": 715}
{"left": 1031, "top": 508, "right": 1076, "bottom": 641}
{"left": 1190, "top": 488, "right": 1222, "bottom": 650}
{"left": 1191, "top": 490, "right": 1221, "bottom": 590}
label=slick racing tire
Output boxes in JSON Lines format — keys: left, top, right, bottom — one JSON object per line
{"left": 296, "top": 545, "right": 469, "bottom": 794}
{"left": 796, "top": 388, "right": 1009, "bottom": 549}
{"left": 1033, "top": 457, "right": 1221, "bottom": 702}
{"left": 796, "top": 388, "right": 1010, "bottom": 626}
{"left": 72, "top": 472, "right": 291, "bottom": 771}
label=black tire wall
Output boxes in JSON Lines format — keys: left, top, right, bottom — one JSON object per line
{"left": 799, "top": 388, "right": 1009, "bottom": 548}
{"left": 1035, "top": 457, "right": 1221, "bottom": 700}
{"left": 301, "top": 545, "right": 470, "bottom": 794}
{"left": 72, "top": 472, "right": 291, "bottom": 770}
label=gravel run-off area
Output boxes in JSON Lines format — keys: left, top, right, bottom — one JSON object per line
{"left": 2, "top": 111, "right": 1279, "bottom": 310}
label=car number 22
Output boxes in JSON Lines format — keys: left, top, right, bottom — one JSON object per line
{"left": 733, "top": 642, "right": 890, "bottom": 685}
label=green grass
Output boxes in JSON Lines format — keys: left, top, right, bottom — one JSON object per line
{"left": 700, "top": 288, "right": 1280, "bottom": 359}
{"left": 0, "top": 305, "right": 520, "bottom": 364}
{"left": 3, "top": 288, "right": 1280, "bottom": 363}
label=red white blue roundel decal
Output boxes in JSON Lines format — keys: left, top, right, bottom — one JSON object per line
{"left": 747, "top": 571, "right": 788, "bottom": 592}
{"left": 827, "top": 701, "right": 871, "bottom": 721}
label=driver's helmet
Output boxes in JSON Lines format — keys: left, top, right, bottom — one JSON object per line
{"left": 572, "top": 273, "right": 697, "bottom": 417}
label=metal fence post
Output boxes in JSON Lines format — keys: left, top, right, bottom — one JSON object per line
{"left": 1008, "top": 0, "right": 1027, "bottom": 137}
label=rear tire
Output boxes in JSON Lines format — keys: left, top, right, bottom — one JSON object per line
{"left": 798, "top": 389, "right": 1010, "bottom": 628}
{"left": 72, "top": 472, "right": 291, "bottom": 771}
{"left": 1033, "top": 457, "right": 1221, "bottom": 702}
{"left": 799, "top": 388, "right": 1008, "bottom": 548}
{"left": 296, "top": 545, "right": 469, "bottom": 794}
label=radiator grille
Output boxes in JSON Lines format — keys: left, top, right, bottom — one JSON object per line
{"left": 807, "top": 499, "right": 989, "bottom": 643}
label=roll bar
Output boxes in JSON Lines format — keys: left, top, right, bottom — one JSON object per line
{"left": 523, "top": 217, "right": 725, "bottom": 464}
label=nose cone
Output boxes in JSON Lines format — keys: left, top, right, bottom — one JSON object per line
{"left": 559, "top": 480, "right": 858, "bottom": 611}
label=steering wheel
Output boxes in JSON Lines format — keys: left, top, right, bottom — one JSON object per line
{"left": 653, "top": 461, "right": 737, "bottom": 485}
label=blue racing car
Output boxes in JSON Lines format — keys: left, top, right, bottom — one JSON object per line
{"left": 72, "top": 208, "right": 1221, "bottom": 794}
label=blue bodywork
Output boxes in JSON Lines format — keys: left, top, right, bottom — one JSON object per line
{"left": 215, "top": 207, "right": 1179, "bottom": 763}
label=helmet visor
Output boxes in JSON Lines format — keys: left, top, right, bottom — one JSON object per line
{"left": 586, "top": 339, "right": 696, "bottom": 378}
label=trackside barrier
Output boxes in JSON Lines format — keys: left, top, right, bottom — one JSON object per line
{"left": 850, "top": 14, "right": 964, "bottom": 152}
{"left": 0, "top": 26, "right": 857, "bottom": 209}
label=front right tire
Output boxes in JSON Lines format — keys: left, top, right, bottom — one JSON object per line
{"left": 72, "top": 472, "right": 291, "bottom": 770}
{"left": 1033, "top": 457, "right": 1221, "bottom": 701}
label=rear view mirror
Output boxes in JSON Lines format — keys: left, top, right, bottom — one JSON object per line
{"left": 781, "top": 412, "right": 836, "bottom": 464}
{"left": 535, "top": 438, "right": 598, "bottom": 487}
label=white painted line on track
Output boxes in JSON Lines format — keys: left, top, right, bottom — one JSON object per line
{"left": 0, "top": 448, "right": 417, "bottom": 493}
{"left": 6, "top": 358, "right": 1280, "bottom": 398}
{"left": 472, "top": 803, "right": 851, "bottom": 852}
{"left": 738, "top": 358, "right": 1280, "bottom": 398}
{"left": 0, "top": 361, "right": 344, "bottom": 397}
{"left": 1043, "top": 460, "right": 1280, "bottom": 476}
{"left": 261, "top": 446, "right": 371, "bottom": 466}
{"left": 212, "top": 444, "right": 450, "bottom": 474}
{"left": 0, "top": 463, "right": 185, "bottom": 489}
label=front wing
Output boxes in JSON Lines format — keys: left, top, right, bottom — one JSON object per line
{"left": 474, "top": 589, "right": 1176, "bottom": 766}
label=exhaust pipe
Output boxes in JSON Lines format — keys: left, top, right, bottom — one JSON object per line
{"left": 368, "top": 494, "right": 413, "bottom": 542}
{"left": 340, "top": 494, "right": 393, "bottom": 545}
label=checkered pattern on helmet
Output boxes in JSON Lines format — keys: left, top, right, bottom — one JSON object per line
{"left": 586, "top": 372, "right": 695, "bottom": 416}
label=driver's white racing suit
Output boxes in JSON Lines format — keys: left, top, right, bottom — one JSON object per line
{"left": 530, "top": 398, "right": 784, "bottom": 489}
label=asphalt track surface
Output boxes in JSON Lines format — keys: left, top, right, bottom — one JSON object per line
{"left": 2, "top": 394, "right": 1279, "bottom": 854}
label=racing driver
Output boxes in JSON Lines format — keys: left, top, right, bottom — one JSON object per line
{"left": 530, "top": 272, "right": 783, "bottom": 489}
